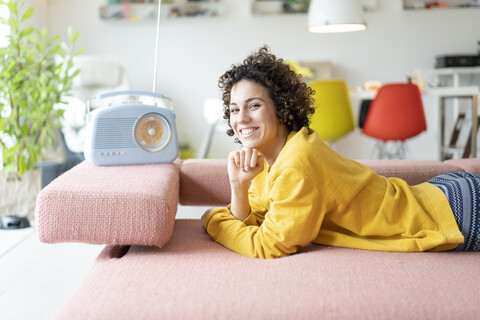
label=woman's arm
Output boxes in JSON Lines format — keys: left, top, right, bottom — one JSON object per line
{"left": 204, "top": 168, "right": 327, "bottom": 259}
{"left": 227, "top": 148, "right": 264, "bottom": 221}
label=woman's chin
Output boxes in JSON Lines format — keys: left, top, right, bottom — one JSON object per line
{"left": 240, "top": 141, "right": 257, "bottom": 149}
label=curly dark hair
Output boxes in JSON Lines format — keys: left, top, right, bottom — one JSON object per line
{"left": 218, "top": 45, "right": 315, "bottom": 142}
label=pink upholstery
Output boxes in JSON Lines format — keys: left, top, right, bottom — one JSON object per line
{"left": 180, "top": 158, "right": 230, "bottom": 206}
{"left": 444, "top": 158, "right": 480, "bottom": 174}
{"left": 36, "top": 158, "right": 480, "bottom": 248}
{"left": 41, "top": 158, "right": 480, "bottom": 318}
{"left": 53, "top": 220, "right": 480, "bottom": 320}
{"left": 179, "top": 159, "right": 473, "bottom": 207}
{"left": 35, "top": 161, "right": 179, "bottom": 247}
{"left": 357, "top": 159, "right": 465, "bottom": 185}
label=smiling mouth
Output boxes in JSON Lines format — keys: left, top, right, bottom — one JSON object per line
{"left": 239, "top": 128, "right": 258, "bottom": 137}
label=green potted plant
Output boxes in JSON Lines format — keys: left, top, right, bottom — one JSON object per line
{"left": 179, "top": 141, "right": 195, "bottom": 159}
{"left": 0, "top": 0, "right": 82, "bottom": 224}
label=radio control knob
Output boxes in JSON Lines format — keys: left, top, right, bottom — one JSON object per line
{"left": 134, "top": 112, "right": 171, "bottom": 152}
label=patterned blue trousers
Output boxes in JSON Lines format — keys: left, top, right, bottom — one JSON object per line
{"left": 428, "top": 172, "right": 480, "bottom": 251}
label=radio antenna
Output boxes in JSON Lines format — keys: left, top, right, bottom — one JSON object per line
{"left": 152, "top": 1, "right": 162, "bottom": 93}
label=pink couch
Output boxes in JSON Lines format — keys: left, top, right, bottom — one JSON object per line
{"left": 36, "top": 158, "right": 480, "bottom": 319}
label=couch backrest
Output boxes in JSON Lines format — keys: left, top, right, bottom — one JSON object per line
{"left": 180, "top": 159, "right": 230, "bottom": 207}
{"left": 179, "top": 158, "right": 480, "bottom": 207}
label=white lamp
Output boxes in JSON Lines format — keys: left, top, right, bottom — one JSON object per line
{"left": 308, "top": 0, "right": 367, "bottom": 33}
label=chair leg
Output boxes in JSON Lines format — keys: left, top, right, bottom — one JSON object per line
{"left": 373, "top": 141, "right": 392, "bottom": 160}
{"left": 391, "top": 141, "right": 404, "bottom": 159}
{"left": 372, "top": 141, "right": 408, "bottom": 159}
{"left": 399, "top": 142, "right": 409, "bottom": 159}
{"left": 371, "top": 141, "right": 381, "bottom": 159}
{"left": 380, "top": 141, "right": 388, "bottom": 159}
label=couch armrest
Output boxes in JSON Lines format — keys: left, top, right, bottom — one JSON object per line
{"left": 35, "top": 161, "right": 179, "bottom": 247}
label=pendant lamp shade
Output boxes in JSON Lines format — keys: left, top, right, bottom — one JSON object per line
{"left": 308, "top": 0, "right": 367, "bottom": 33}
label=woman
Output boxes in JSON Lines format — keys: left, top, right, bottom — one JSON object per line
{"left": 202, "top": 46, "right": 479, "bottom": 259}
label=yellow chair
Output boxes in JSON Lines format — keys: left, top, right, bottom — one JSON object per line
{"left": 309, "top": 79, "right": 355, "bottom": 147}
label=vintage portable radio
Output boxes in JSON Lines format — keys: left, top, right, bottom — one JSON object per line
{"left": 84, "top": 90, "right": 179, "bottom": 166}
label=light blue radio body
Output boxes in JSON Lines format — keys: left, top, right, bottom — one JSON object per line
{"left": 84, "top": 90, "right": 179, "bottom": 166}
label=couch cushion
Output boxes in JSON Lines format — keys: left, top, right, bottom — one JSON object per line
{"left": 357, "top": 159, "right": 464, "bottom": 185}
{"left": 443, "top": 158, "right": 480, "bottom": 175}
{"left": 52, "top": 219, "right": 480, "bottom": 320}
{"left": 180, "top": 159, "right": 230, "bottom": 206}
{"left": 35, "top": 161, "right": 179, "bottom": 247}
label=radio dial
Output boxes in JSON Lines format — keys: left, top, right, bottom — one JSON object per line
{"left": 134, "top": 113, "right": 171, "bottom": 152}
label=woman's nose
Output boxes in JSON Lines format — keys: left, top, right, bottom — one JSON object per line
{"left": 238, "top": 109, "right": 250, "bottom": 122}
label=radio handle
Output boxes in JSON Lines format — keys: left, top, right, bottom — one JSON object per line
{"left": 87, "top": 90, "right": 173, "bottom": 115}
{"left": 95, "top": 90, "right": 164, "bottom": 100}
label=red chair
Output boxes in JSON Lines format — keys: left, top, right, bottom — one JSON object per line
{"left": 363, "top": 83, "right": 427, "bottom": 159}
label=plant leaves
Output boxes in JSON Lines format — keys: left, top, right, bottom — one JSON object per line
{"left": 20, "top": 26, "right": 34, "bottom": 38}
{"left": 7, "top": 1, "right": 17, "bottom": 15}
{"left": 20, "top": 7, "right": 34, "bottom": 23}
{"left": 8, "top": 16, "right": 18, "bottom": 32}
{"left": 0, "top": 0, "right": 82, "bottom": 177}
{"left": 75, "top": 47, "right": 85, "bottom": 56}
{"left": 71, "top": 31, "right": 80, "bottom": 44}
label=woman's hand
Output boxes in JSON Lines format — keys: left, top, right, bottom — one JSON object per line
{"left": 227, "top": 148, "right": 264, "bottom": 221}
{"left": 227, "top": 148, "right": 264, "bottom": 187}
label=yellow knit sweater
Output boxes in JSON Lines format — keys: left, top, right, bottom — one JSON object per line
{"left": 204, "top": 128, "right": 464, "bottom": 259}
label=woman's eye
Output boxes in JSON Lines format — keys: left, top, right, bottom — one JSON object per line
{"left": 230, "top": 108, "right": 239, "bottom": 114}
{"left": 250, "top": 104, "right": 260, "bottom": 109}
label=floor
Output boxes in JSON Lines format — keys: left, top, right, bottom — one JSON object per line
{"left": 0, "top": 205, "right": 206, "bottom": 320}
{"left": 0, "top": 226, "right": 104, "bottom": 320}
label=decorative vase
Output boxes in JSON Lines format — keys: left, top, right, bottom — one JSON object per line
{"left": 0, "top": 168, "right": 42, "bottom": 222}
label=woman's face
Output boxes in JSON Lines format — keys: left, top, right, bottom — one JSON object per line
{"left": 229, "top": 79, "right": 288, "bottom": 159}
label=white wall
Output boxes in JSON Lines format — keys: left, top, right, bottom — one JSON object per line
{"left": 42, "top": 0, "right": 480, "bottom": 160}
{"left": 24, "top": 0, "right": 47, "bottom": 28}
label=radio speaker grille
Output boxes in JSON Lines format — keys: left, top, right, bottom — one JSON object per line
{"left": 91, "top": 118, "right": 137, "bottom": 149}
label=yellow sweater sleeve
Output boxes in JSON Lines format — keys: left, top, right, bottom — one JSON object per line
{"left": 242, "top": 179, "right": 268, "bottom": 227}
{"left": 204, "top": 168, "right": 327, "bottom": 259}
